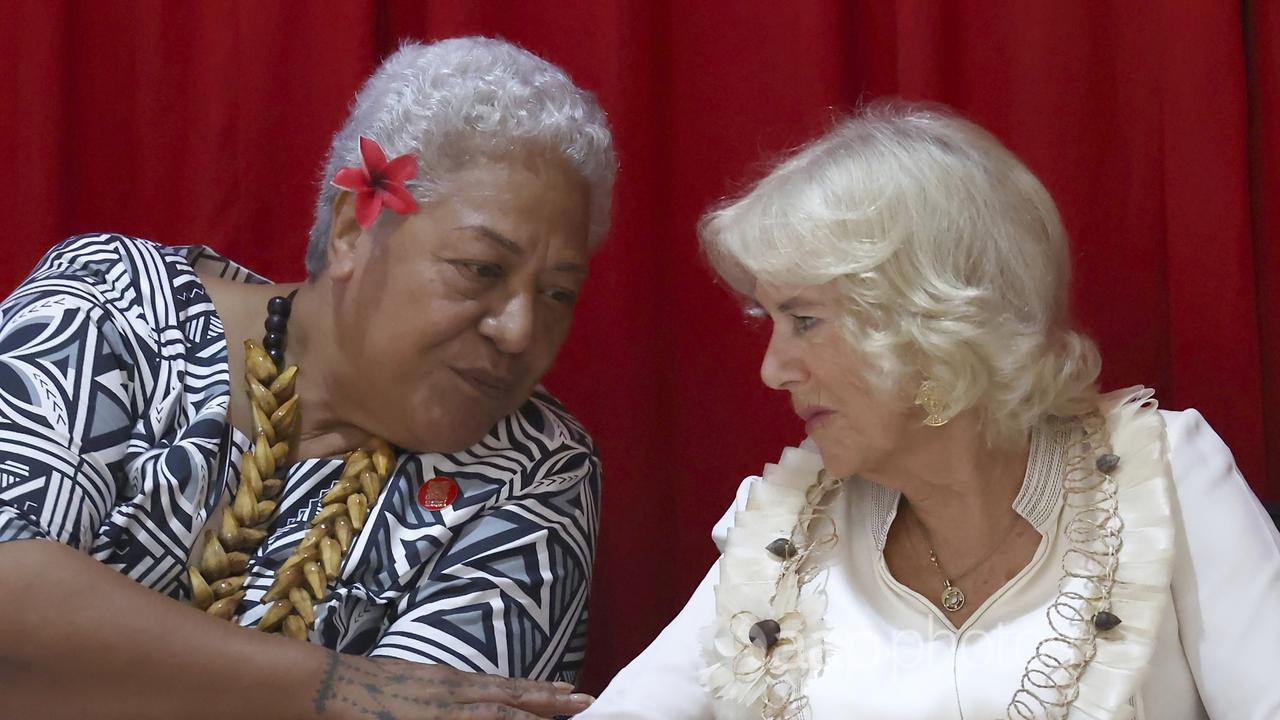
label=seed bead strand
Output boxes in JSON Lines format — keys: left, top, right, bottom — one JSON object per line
{"left": 256, "top": 438, "right": 394, "bottom": 639}
{"left": 187, "top": 337, "right": 298, "bottom": 618}
{"left": 185, "top": 292, "right": 395, "bottom": 640}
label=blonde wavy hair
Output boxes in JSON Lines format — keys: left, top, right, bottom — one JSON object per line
{"left": 700, "top": 101, "right": 1101, "bottom": 446}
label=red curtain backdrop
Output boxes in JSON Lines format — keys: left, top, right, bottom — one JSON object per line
{"left": 2, "top": 0, "right": 1276, "bottom": 694}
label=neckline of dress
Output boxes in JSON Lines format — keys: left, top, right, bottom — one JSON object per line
{"left": 177, "top": 244, "right": 347, "bottom": 495}
{"left": 866, "top": 419, "right": 1074, "bottom": 554}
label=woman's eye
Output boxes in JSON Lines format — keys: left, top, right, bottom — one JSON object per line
{"left": 544, "top": 288, "right": 579, "bottom": 306}
{"left": 791, "top": 315, "right": 819, "bottom": 333}
{"left": 455, "top": 261, "right": 504, "bottom": 280}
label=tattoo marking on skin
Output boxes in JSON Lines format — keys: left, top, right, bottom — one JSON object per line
{"left": 314, "top": 651, "right": 342, "bottom": 714}
{"left": 315, "top": 654, "right": 533, "bottom": 720}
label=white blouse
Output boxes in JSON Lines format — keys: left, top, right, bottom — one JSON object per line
{"left": 582, "top": 395, "right": 1280, "bottom": 719}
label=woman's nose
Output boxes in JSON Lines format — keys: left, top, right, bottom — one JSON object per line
{"left": 760, "top": 327, "right": 802, "bottom": 390}
{"left": 480, "top": 294, "right": 535, "bottom": 354}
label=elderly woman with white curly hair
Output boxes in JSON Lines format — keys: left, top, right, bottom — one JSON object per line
{"left": 581, "top": 103, "right": 1280, "bottom": 719}
{"left": 0, "top": 37, "right": 609, "bottom": 719}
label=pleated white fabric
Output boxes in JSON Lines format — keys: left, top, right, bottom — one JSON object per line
{"left": 582, "top": 390, "right": 1280, "bottom": 719}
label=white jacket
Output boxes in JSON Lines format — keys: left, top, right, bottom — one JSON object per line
{"left": 583, "top": 397, "right": 1280, "bottom": 719}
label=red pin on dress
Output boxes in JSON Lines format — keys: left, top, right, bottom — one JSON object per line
{"left": 417, "top": 476, "right": 459, "bottom": 511}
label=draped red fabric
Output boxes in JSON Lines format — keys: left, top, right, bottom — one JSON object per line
{"left": 1, "top": 0, "right": 1275, "bottom": 693}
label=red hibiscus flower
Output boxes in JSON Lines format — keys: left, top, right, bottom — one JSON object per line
{"left": 331, "top": 136, "right": 419, "bottom": 228}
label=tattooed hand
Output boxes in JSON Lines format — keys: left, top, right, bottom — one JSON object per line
{"left": 312, "top": 652, "right": 594, "bottom": 720}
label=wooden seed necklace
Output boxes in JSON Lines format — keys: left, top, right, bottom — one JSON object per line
{"left": 187, "top": 291, "right": 394, "bottom": 640}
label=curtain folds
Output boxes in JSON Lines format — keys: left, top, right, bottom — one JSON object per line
{"left": 1, "top": 0, "right": 1273, "bottom": 693}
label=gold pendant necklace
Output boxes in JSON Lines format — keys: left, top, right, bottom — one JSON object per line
{"left": 908, "top": 506, "right": 1021, "bottom": 614}
{"left": 929, "top": 550, "right": 967, "bottom": 612}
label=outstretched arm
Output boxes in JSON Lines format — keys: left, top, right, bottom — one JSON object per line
{"left": 0, "top": 537, "right": 590, "bottom": 719}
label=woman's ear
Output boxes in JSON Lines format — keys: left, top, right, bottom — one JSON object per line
{"left": 325, "top": 191, "right": 363, "bottom": 281}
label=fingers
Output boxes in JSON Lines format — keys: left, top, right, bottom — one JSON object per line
{"left": 428, "top": 667, "right": 593, "bottom": 717}
{"left": 363, "top": 659, "right": 595, "bottom": 718}
{"left": 491, "top": 675, "right": 594, "bottom": 716}
{"left": 451, "top": 704, "right": 545, "bottom": 720}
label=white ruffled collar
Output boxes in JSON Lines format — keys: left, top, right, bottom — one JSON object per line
{"left": 701, "top": 388, "right": 1177, "bottom": 720}
{"left": 1062, "top": 387, "right": 1176, "bottom": 720}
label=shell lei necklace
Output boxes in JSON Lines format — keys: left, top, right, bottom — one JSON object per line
{"left": 705, "top": 389, "right": 1177, "bottom": 720}
{"left": 187, "top": 292, "right": 394, "bottom": 640}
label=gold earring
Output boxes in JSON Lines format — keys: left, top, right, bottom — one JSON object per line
{"left": 914, "top": 380, "right": 948, "bottom": 427}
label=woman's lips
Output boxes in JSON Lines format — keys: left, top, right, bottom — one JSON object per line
{"left": 796, "top": 406, "right": 834, "bottom": 432}
{"left": 452, "top": 367, "right": 514, "bottom": 399}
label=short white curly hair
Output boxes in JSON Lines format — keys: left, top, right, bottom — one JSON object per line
{"left": 700, "top": 101, "right": 1100, "bottom": 446}
{"left": 306, "top": 37, "right": 616, "bottom": 276}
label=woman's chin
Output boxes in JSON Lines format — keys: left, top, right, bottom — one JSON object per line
{"left": 811, "top": 444, "right": 861, "bottom": 479}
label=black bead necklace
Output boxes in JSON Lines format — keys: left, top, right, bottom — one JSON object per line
{"left": 262, "top": 290, "right": 297, "bottom": 369}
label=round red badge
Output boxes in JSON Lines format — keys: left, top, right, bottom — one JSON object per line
{"left": 417, "top": 476, "right": 459, "bottom": 511}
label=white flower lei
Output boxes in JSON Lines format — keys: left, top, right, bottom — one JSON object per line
{"left": 702, "top": 389, "right": 1177, "bottom": 720}
{"left": 702, "top": 445, "right": 836, "bottom": 719}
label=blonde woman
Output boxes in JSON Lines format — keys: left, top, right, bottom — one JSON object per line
{"left": 582, "top": 103, "right": 1280, "bottom": 719}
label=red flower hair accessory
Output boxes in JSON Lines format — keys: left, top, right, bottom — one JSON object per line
{"left": 331, "top": 136, "right": 419, "bottom": 228}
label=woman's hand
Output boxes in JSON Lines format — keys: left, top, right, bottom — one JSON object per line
{"left": 314, "top": 654, "right": 592, "bottom": 719}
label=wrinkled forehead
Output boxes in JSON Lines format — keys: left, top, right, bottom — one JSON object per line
{"left": 433, "top": 155, "right": 592, "bottom": 260}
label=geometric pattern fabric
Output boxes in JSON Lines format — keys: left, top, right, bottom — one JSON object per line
{"left": 0, "top": 234, "right": 600, "bottom": 681}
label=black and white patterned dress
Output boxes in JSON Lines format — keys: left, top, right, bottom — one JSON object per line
{"left": 0, "top": 234, "right": 600, "bottom": 682}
